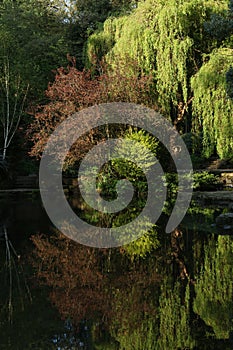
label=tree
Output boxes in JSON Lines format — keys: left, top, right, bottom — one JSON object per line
{"left": 204, "top": 0, "right": 233, "bottom": 44}
{"left": 191, "top": 48, "right": 233, "bottom": 158}
{"left": 62, "top": 0, "right": 138, "bottom": 68}
{"left": 84, "top": 0, "right": 233, "bottom": 159}
{"left": 28, "top": 60, "right": 154, "bottom": 168}
{"left": 28, "top": 66, "right": 103, "bottom": 168}
{"left": 0, "top": 0, "right": 70, "bottom": 167}
{"left": 0, "top": 58, "right": 28, "bottom": 160}
{"left": 86, "top": 0, "right": 228, "bottom": 129}
{"left": 67, "top": 0, "right": 112, "bottom": 28}
{"left": 65, "top": 0, "right": 137, "bottom": 25}
{"left": 0, "top": 0, "right": 68, "bottom": 98}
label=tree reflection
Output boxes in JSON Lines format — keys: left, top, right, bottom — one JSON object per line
{"left": 109, "top": 286, "right": 158, "bottom": 349}
{"left": 32, "top": 232, "right": 107, "bottom": 327}
{"left": 0, "top": 225, "right": 31, "bottom": 323}
{"left": 30, "top": 227, "right": 233, "bottom": 349}
{"left": 157, "top": 279, "right": 195, "bottom": 349}
{"left": 193, "top": 235, "right": 233, "bottom": 340}
{"left": 31, "top": 231, "right": 160, "bottom": 348}
{"left": 0, "top": 226, "right": 64, "bottom": 349}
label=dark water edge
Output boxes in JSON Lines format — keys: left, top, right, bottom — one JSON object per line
{"left": 0, "top": 192, "right": 232, "bottom": 350}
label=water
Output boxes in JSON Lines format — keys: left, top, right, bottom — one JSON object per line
{"left": 0, "top": 192, "right": 232, "bottom": 349}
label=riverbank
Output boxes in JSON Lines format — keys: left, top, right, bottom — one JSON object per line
{"left": 192, "top": 190, "right": 233, "bottom": 208}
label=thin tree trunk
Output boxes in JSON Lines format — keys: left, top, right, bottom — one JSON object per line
{"left": 0, "top": 58, "right": 28, "bottom": 160}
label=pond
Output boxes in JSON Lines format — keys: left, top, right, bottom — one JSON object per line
{"left": 0, "top": 191, "right": 232, "bottom": 349}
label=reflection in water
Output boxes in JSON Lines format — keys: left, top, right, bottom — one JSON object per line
{"left": 0, "top": 194, "right": 233, "bottom": 349}
{"left": 158, "top": 281, "right": 194, "bottom": 349}
{"left": 0, "top": 225, "right": 32, "bottom": 323}
{"left": 31, "top": 232, "right": 160, "bottom": 313}
{"left": 31, "top": 231, "right": 160, "bottom": 349}
{"left": 194, "top": 235, "right": 233, "bottom": 340}
{"left": 31, "top": 230, "right": 233, "bottom": 349}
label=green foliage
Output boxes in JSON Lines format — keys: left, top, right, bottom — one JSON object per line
{"left": 67, "top": 1, "right": 137, "bottom": 68}
{"left": 85, "top": 25, "right": 115, "bottom": 70}
{"left": 0, "top": 0, "right": 68, "bottom": 98}
{"left": 192, "top": 171, "right": 221, "bottom": 191}
{"left": 164, "top": 171, "right": 221, "bottom": 210}
{"left": 164, "top": 173, "right": 178, "bottom": 197}
{"left": 119, "top": 223, "right": 159, "bottom": 260}
{"left": 94, "top": 342, "right": 119, "bottom": 350}
{"left": 204, "top": 0, "right": 233, "bottom": 43}
{"left": 193, "top": 235, "right": 233, "bottom": 339}
{"left": 0, "top": 0, "right": 70, "bottom": 170}
{"left": 114, "top": 317, "right": 158, "bottom": 350}
{"left": 94, "top": 128, "right": 159, "bottom": 199}
{"left": 181, "top": 132, "right": 202, "bottom": 155}
{"left": 111, "top": 128, "right": 159, "bottom": 180}
{"left": 187, "top": 202, "right": 216, "bottom": 219}
{"left": 191, "top": 48, "right": 233, "bottom": 158}
{"left": 106, "top": 129, "right": 160, "bottom": 259}
{"left": 85, "top": 16, "right": 127, "bottom": 69}
{"left": 66, "top": 0, "right": 112, "bottom": 31}
{"left": 78, "top": 128, "right": 161, "bottom": 259}
{"left": 86, "top": 0, "right": 229, "bottom": 118}
{"left": 157, "top": 280, "right": 195, "bottom": 349}
{"left": 185, "top": 202, "right": 218, "bottom": 232}
{"left": 85, "top": 0, "right": 232, "bottom": 157}
{"left": 86, "top": 1, "right": 157, "bottom": 74}
{"left": 161, "top": 173, "right": 178, "bottom": 216}
{"left": 154, "top": 0, "right": 194, "bottom": 114}
{"left": 110, "top": 286, "right": 158, "bottom": 349}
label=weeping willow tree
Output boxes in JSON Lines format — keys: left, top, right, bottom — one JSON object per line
{"left": 85, "top": 16, "right": 128, "bottom": 70}
{"left": 85, "top": 0, "right": 229, "bottom": 125}
{"left": 191, "top": 48, "right": 233, "bottom": 158}
{"left": 193, "top": 235, "right": 233, "bottom": 339}
{"left": 152, "top": 0, "right": 229, "bottom": 121}
{"left": 85, "top": 1, "right": 159, "bottom": 73}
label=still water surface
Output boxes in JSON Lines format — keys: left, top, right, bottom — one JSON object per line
{"left": 0, "top": 192, "right": 232, "bottom": 349}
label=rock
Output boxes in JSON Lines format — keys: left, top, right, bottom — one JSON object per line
{"left": 216, "top": 212, "right": 233, "bottom": 230}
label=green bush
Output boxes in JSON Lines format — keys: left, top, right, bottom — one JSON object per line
{"left": 96, "top": 128, "right": 159, "bottom": 199}
{"left": 193, "top": 171, "right": 221, "bottom": 191}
